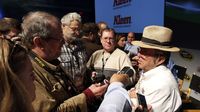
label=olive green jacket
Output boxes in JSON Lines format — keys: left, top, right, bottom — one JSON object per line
{"left": 30, "top": 53, "right": 87, "bottom": 112}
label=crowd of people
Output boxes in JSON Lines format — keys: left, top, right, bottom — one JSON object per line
{"left": 0, "top": 11, "right": 182, "bottom": 112}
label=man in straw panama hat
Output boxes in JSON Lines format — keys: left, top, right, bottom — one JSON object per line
{"left": 129, "top": 25, "right": 182, "bottom": 112}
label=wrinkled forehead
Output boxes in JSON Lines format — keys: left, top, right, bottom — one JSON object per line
{"left": 102, "top": 30, "right": 115, "bottom": 37}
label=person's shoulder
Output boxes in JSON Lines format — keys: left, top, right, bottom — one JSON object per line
{"left": 151, "top": 68, "right": 176, "bottom": 89}
{"left": 115, "top": 48, "right": 124, "bottom": 52}
{"left": 93, "top": 49, "right": 103, "bottom": 54}
{"left": 115, "top": 48, "right": 129, "bottom": 55}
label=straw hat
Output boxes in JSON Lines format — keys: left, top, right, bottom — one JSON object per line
{"left": 132, "top": 25, "right": 180, "bottom": 52}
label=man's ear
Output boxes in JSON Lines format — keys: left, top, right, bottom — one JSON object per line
{"left": 100, "top": 37, "right": 103, "bottom": 44}
{"left": 156, "top": 56, "right": 165, "bottom": 66}
{"left": 33, "top": 36, "right": 44, "bottom": 49}
{"left": 89, "top": 32, "right": 94, "bottom": 40}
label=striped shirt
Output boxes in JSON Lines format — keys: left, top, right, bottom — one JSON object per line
{"left": 58, "top": 39, "right": 88, "bottom": 88}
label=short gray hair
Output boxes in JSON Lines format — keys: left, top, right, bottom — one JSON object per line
{"left": 61, "top": 12, "right": 81, "bottom": 25}
{"left": 21, "top": 11, "right": 60, "bottom": 48}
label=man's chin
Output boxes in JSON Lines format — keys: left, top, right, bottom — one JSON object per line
{"left": 104, "top": 48, "right": 114, "bottom": 52}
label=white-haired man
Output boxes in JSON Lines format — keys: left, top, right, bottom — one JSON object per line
{"left": 58, "top": 12, "right": 88, "bottom": 91}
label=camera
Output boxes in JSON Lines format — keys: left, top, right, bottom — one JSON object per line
{"left": 92, "top": 66, "right": 134, "bottom": 84}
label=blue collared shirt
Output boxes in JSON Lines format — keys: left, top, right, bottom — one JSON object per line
{"left": 97, "top": 82, "right": 132, "bottom": 112}
{"left": 124, "top": 42, "right": 139, "bottom": 56}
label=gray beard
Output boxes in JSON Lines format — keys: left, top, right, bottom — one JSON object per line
{"left": 66, "top": 36, "right": 77, "bottom": 43}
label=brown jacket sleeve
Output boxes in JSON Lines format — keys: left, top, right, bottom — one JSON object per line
{"left": 32, "top": 80, "right": 87, "bottom": 112}
{"left": 57, "top": 93, "right": 87, "bottom": 112}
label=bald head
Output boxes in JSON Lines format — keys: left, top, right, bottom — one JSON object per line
{"left": 127, "top": 32, "right": 135, "bottom": 43}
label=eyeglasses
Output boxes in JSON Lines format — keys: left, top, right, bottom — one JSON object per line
{"left": 102, "top": 37, "right": 115, "bottom": 42}
{"left": 69, "top": 26, "right": 80, "bottom": 32}
{"left": 63, "top": 24, "right": 80, "bottom": 32}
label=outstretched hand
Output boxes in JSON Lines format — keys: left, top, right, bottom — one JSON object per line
{"left": 110, "top": 73, "right": 130, "bottom": 86}
{"left": 89, "top": 82, "right": 108, "bottom": 98}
